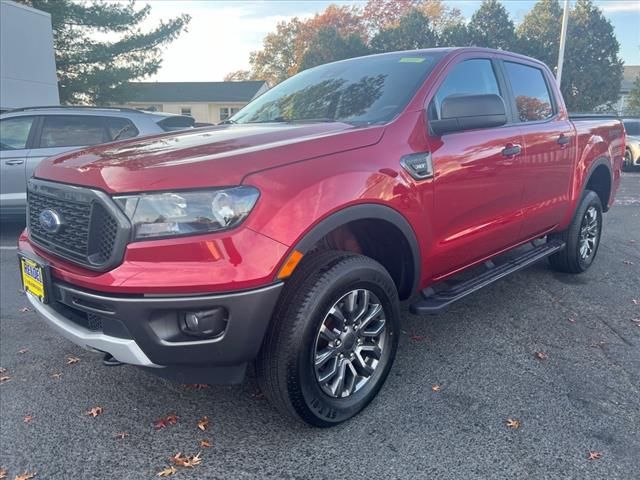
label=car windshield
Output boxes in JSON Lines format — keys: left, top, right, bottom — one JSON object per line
{"left": 231, "top": 52, "right": 444, "bottom": 126}
{"left": 623, "top": 120, "right": 640, "bottom": 136}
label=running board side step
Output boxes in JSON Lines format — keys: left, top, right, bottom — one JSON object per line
{"left": 410, "top": 240, "right": 566, "bottom": 315}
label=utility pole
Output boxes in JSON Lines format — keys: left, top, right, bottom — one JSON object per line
{"left": 556, "top": 0, "right": 570, "bottom": 86}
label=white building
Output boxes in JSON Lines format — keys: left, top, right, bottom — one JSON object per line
{"left": 119, "top": 81, "right": 269, "bottom": 124}
{"left": 616, "top": 65, "right": 640, "bottom": 115}
{"left": 0, "top": 0, "right": 59, "bottom": 111}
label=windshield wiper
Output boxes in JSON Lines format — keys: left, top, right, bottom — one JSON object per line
{"left": 219, "top": 119, "right": 236, "bottom": 124}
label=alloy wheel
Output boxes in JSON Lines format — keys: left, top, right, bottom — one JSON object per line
{"left": 579, "top": 206, "right": 599, "bottom": 260}
{"left": 313, "top": 289, "right": 387, "bottom": 398}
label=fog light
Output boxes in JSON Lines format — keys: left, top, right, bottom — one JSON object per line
{"left": 181, "top": 308, "right": 228, "bottom": 338}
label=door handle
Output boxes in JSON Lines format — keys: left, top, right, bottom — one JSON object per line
{"left": 557, "top": 134, "right": 570, "bottom": 145}
{"left": 5, "top": 159, "right": 25, "bottom": 166}
{"left": 501, "top": 144, "right": 521, "bottom": 157}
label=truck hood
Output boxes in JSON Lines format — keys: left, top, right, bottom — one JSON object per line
{"left": 35, "top": 123, "right": 385, "bottom": 193}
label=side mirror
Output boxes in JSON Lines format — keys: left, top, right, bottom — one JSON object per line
{"left": 430, "top": 94, "right": 507, "bottom": 136}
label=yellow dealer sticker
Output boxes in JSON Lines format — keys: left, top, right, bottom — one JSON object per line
{"left": 21, "top": 257, "right": 45, "bottom": 302}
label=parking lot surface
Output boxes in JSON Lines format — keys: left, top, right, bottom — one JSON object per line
{"left": 1, "top": 172, "right": 638, "bottom": 479}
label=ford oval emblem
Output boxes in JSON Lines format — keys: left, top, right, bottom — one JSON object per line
{"left": 39, "top": 209, "right": 63, "bottom": 234}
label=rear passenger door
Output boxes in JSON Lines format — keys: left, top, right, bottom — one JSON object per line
{"left": 501, "top": 60, "right": 574, "bottom": 237}
{"left": 27, "top": 115, "right": 138, "bottom": 181}
{"left": 427, "top": 55, "right": 526, "bottom": 278}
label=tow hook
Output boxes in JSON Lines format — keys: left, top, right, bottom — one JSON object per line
{"left": 102, "top": 353, "right": 124, "bottom": 367}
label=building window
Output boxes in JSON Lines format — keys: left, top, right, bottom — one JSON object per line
{"left": 180, "top": 107, "right": 192, "bottom": 116}
{"left": 220, "top": 107, "right": 240, "bottom": 121}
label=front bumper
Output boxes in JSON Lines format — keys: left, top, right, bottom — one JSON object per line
{"left": 25, "top": 277, "right": 283, "bottom": 384}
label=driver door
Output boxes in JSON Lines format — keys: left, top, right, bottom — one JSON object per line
{"left": 426, "top": 56, "right": 526, "bottom": 279}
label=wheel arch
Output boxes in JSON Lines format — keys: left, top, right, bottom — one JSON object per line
{"left": 288, "top": 204, "right": 421, "bottom": 300}
{"left": 583, "top": 157, "right": 613, "bottom": 212}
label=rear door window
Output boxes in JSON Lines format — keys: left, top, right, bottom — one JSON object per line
{"left": 430, "top": 59, "right": 501, "bottom": 120}
{"left": 504, "top": 62, "right": 554, "bottom": 122}
{"left": 38, "top": 115, "right": 138, "bottom": 148}
{"left": 0, "top": 116, "right": 35, "bottom": 150}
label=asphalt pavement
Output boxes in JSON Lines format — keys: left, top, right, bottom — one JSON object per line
{"left": 1, "top": 172, "right": 638, "bottom": 479}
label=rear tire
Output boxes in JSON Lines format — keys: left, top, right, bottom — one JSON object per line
{"left": 548, "top": 190, "right": 603, "bottom": 273}
{"left": 256, "top": 250, "right": 400, "bottom": 427}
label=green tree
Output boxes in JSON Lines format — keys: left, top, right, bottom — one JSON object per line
{"left": 467, "top": 0, "right": 516, "bottom": 50}
{"left": 561, "top": 0, "right": 624, "bottom": 111}
{"left": 437, "top": 22, "right": 471, "bottom": 47}
{"left": 624, "top": 76, "right": 640, "bottom": 116}
{"left": 516, "top": 0, "right": 562, "bottom": 70}
{"left": 19, "top": 0, "right": 190, "bottom": 104}
{"left": 371, "top": 10, "right": 437, "bottom": 53}
{"left": 249, "top": 18, "right": 303, "bottom": 86}
{"left": 299, "top": 27, "right": 369, "bottom": 71}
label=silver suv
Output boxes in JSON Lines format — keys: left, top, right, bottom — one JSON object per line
{"left": 0, "top": 106, "right": 195, "bottom": 217}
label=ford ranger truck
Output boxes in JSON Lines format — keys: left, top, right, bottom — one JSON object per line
{"left": 18, "top": 48, "right": 624, "bottom": 427}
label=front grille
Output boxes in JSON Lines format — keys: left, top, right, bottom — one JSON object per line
{"left": 29, "top": 191, "right": 93, "bottom": 262}
{"left": 27, "top": 179, "right": 130, "bottom": 270}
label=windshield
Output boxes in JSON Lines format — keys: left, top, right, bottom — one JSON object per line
{"left": 232, "top": 52, "right": 443, "bottom": 126}
{"left": 623, "top": 120, "right": 640, "bottom": 136}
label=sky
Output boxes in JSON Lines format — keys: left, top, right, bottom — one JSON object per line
{"left": 141, "top": 0, "right": 640, "bottom": 82}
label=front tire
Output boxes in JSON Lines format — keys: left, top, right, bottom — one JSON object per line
{"left": 256, "top": 250, "right": 400, "bottom": 427}
{"left": 548, "top": 190, "right": 603, "bottom": 273}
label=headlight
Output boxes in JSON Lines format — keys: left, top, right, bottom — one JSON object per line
{"left": 113, "top": 187, "right": 259, "bottom": 240}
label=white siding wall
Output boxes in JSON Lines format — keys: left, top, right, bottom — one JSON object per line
{"left": 120, "top": 102, "right": 249, "bottom": 123}
{"left": 0, "top": 0, "right": 59, "bottom": 109}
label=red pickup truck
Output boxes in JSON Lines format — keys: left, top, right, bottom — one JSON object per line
{"left": 18, "top": 48, "right": 624, "bottom": 426}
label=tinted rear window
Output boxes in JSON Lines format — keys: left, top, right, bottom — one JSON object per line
{"left": 39, "top": 115, "right": 138, "bottom": 148}
{"left": 623, "top": 120, "right": 640, "bottom": 136}
{"left": 156, "top": 116, "right": 196, "bottom": 132}
{"left": 504, "top": 62, "right": 554, "bottom": 122}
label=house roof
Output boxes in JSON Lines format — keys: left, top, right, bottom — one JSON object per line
{"left": 622, "top": 66, "right": 640, "bottom": 93}
{"left": 127, "top": 81, "right": 268, "bottom": 103}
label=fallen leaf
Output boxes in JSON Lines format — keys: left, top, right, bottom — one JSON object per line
{"left": 23, "top": 415, "right": 33, "bottom": 423}
{"left": 0, "top": 467, "right": 6, "bottom": 479}
{"left": 506, "top": 418, "right": 521, "bottom": 429}
{"left": 431, "top": 384, "right": 442, "bottom": 392}
{"left": 66, "top": 356, "right": 80, "bottom": 365}
{"left": 568, "top": 317, "right": 576, "bottom": 323}
{"left": 535, "top": 351, "right": 548, "bottom": 360}
{"left": 410, "top": 334, "right": 426, "bottom": 342}
{"left": 19, "top": 307, "right": 31, "bottom": 313}
{"left": 0, "top": 376, "right": 11, "bottom": 384}
{"left": 14, "top": 472, "right": 36, "bottom": 480}
{"left": 251, "top": 390, "right": 265, "bottom": 400}
{"left": 197, "top": 416, "right": 209, "bottom": 431}
{"left": 18, "top": 348, "right": 28, "bottom": 354}
{"left": 170, "top": 452, "right": 202, "bottom": 468}
{"left": 156, "top": 466, "right": 176, "bottom": 477}
{"left": 632, "top": 318, "right": 640, "bottom": 327}
{"left": 154, "top": 414, "right": 178, "bottom": 430}
{"left": 50, "top": 373, "right": 62, "bottom": 379}
{"left": 165, "top": 414, "right": 178, "bottom": 425}
{"left": 623, "top": 260, "right": 635, "bottom": 265}
{"left": 183, "top": 383, "right": 209, "bottom": 390}
{"left": 0, "top": 367, "right": 6, "bottom": 374}
{"left": 115, "top": 432, "right": 129, "bottom": 439}
{"left": 199, "top": 439, "right": 212, "bottom": 448}
{"left": 633, "top": 299, "right": 639, "bottom": 305}
{"left": 86, "top": 406, "right": 103, "bottom": 417}
{"left": 587, "top": 450, "right": 603, "bottom": 460}
{"left": 629, "top": 239, "right": 637, "bottom": 245}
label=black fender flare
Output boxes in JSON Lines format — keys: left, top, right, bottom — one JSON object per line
{"left": 582, "top": 156, "right": 613, "bottom": 212}
{"left": 292, "top": 204, "right": 421, "bottom": 296}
